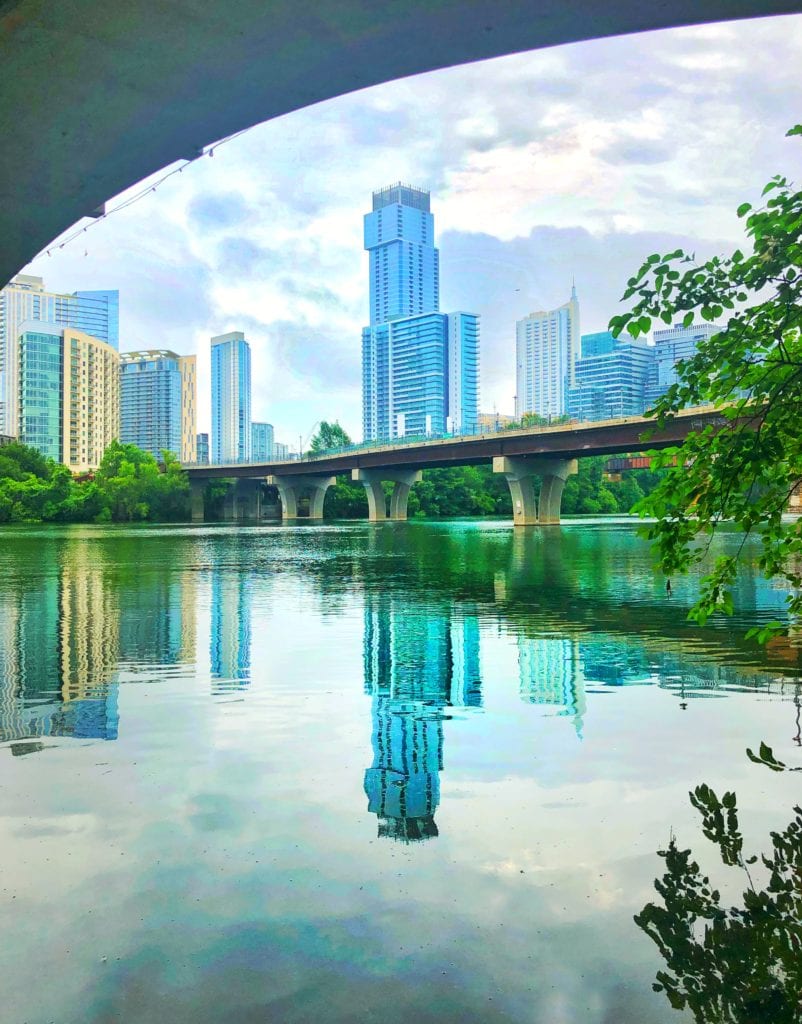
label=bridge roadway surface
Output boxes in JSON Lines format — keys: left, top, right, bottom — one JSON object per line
{"left": 184, "top": 405, "right": 726, "bottom": 480}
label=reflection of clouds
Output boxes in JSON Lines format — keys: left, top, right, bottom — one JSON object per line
{"left": 363, "top": 596, "right": 482, "bottom": 841}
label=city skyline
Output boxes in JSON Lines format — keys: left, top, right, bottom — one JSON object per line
{"left": 9, "top": 15, "right": 802, "bottom": 442}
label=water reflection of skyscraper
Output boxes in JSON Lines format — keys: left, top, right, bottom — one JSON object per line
{"left": 118, "top": 574, "right": 197, "bottom": 667}
{"left": 0, "top": 543, "right": 120, "bottom": 748}
{"left": 363, "top": 596, "right": 482, "bottom": 842}
{"left": 517, "top": 636, "right": 586, "bottom": 736}
{"left": 210, "top": 571, "right": 252, "bottom": 693}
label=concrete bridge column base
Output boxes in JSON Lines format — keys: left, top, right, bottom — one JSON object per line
{"left": 352, "top": 469, "right": 422, "bottom": 521}
{"left": 268, "top": 474, "right": 336, "bottom": 520}
{"left": 189, "top": 479, "right": 205, "bottom": 523}
{"left": 493, "top": 456, "right": 578, "bottom": 526}
{"left": 236, "top": 478, "right": 263, "bottom": 521}
{"left": 222, "top": 485, "right": 238, "bottom": 522}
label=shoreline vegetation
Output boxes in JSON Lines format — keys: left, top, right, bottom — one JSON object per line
{"left": 0, "top": 439, "right": 663, "bottom": 525}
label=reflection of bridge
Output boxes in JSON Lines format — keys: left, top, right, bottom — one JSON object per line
{"left": 186, "top": 405, "right": 729, "bottom": 526}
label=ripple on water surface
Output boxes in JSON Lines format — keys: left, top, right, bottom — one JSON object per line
{"left": 0, "top": 520, "right": 799, "bottom": 1024}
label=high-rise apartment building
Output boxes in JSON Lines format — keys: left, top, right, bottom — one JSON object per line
{"left": 196, "top": 432, "right": 209, "bottom": 465}
{"left": 365, "top": 183, "right": 439, "bottom": 326}
{"left": 120, "top": 350, "right": 196, "bottom": 460}
{"left": 178, "top": 355, "right": 197, "bottom": 462}
{"left": 273, "top": 441, "right": 289, "bottom": 460}
{"left": 361, "top": 186, "right": 479, "bottom": 442}
{"left": 567, "top": 331, "right": 654, "bottom": 421}
{"left": 515, "top": 286, "right": 580, "bottom": 420}
{"left": 18, "top": 322, "right": 120, "bottom": 472}
{"left": 211, "top": 331, "right": 251, "bottom": 463}
{"left": 0, "top": 275, "right": 119, "bottom": 436}
{"left": 251, "top": 421, "right": 274, "bottom": 461}
{"left": 645, "top": 322, "right": 721, "bottom": 408}
{"left": 362, "top": 311, "right": 479, "bottom": 440}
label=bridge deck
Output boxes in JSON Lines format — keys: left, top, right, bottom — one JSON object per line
{"left": 185, "top": 405, "right": 728, "bottom": 480}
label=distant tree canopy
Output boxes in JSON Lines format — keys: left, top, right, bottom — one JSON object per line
{"left": 0, "top": 439, "right": 664, "bottom": 525}
{"left": 0, "top": 440, "right": 189, "bottom": 524}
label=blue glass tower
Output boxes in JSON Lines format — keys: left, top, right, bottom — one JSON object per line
{"left": 567, "top": 334, "right": 654, "bottom": 421}
{"left": 18, "top": 322, "right": 63, "bottom": 462}
{"left": 364, "top": 183, "right": 439, "bottom": 326}
{"left": 361, "top": 185, "right": 479, "bottom": 443}
{"left": 251, "top": 421, "right": 274, "bottom": 461}
{"left": 120, "top": 350, "right": 182, "bottom": 458}
{"left": 72, "top": 290, "right": 120, "bottom": 350}
{"left": 211, "top": 332, "right": 251, "bottom": 463}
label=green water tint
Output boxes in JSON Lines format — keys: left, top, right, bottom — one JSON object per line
{"left": 0, "top": 519, "right": 799, "bottom": 1022}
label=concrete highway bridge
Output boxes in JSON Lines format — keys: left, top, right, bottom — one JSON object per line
{"left": 184, "top": 405, "right": 727, "bottom": 525}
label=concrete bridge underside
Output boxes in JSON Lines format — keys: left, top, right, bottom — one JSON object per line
{"left": 186, "top": 406, "right": 736, "bottom": 525}
{"left": 1, "top": 0, "right": 800, "bottom": 285}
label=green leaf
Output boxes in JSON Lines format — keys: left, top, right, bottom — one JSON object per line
{"left": 682, "top": 312, "right": 694, "bottom": 328}
{"left": 736, "top": 202, "right": 752, "bottom": 217}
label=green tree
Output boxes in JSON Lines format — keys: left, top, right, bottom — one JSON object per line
{"left": 309, "top": 421, "right": 352, "bottom": 454}
{"left": 610, "top": 125, "right": 802, "bottom": 637}
{"left": 94, "top": 441, "right": 189, "bottom": 522}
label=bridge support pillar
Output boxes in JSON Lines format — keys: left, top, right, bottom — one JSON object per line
{"left": 222, "top": 485, "right": 238, "bottom": 521}
{"left": 189, "top": 479, "right": 205, "bottom": 523}
{"left": 352, "top": 468, "right": 422, "bottom": 521}
{"left": 236, "top": 478, "right": 262, "bottom": 522}
{"left": 493, "top": 456, "right": 578, "bottom": 526}
{"left": 268, "top": 474, "right": 336, "bottom": 520}
{"left": 220, "top": 479, "right": 263, "bottom": 521}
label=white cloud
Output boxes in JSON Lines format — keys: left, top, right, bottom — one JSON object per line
{"left": 24, "top": 13, "right": 802, "bottom": 442}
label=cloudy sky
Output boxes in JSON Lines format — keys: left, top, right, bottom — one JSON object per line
{"left": 23, "top": 13, "right": 802, "bottom": 447}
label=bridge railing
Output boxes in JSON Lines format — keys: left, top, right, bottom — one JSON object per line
{"left": 181, "top": 403, "right": 723, "bottom": 469}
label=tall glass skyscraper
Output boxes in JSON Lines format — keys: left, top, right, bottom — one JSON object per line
{"left": 363, "top": 312, "right": 480, "bottom": 439}
{"left": 361, "top": 186, "right": 479, "bottom": 442}
{"left": 120, "top": 350, "right": 183, "bottom": 459}
{"left": 17, "top": 323, "right": 63, "bottom": 463}
{"left": 365, "top": 183, "right": 439, "bottom": 326}
{"left": 71, "top": 290, "right": 120, "bottom": 350}
{"left": 0, "top": 275, "right": 119, "bottom": 436}
{"left": 515, "top": 285, "right": 580, "bottom": 420}
{"left": 211, "top": 331, "right": 251, "bottom": 463}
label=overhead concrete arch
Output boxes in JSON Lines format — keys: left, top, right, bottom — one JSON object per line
{"left": 1, "top": 0, "right": 799, "bottom": 285}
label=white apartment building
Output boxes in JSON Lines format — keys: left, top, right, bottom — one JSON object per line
{"left": 515, "top": 285, "right": 580, "bottom": 420}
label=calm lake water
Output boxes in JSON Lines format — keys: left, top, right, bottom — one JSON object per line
{"left": 1, "top": 519, "right": 800, "bottom": 1023}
